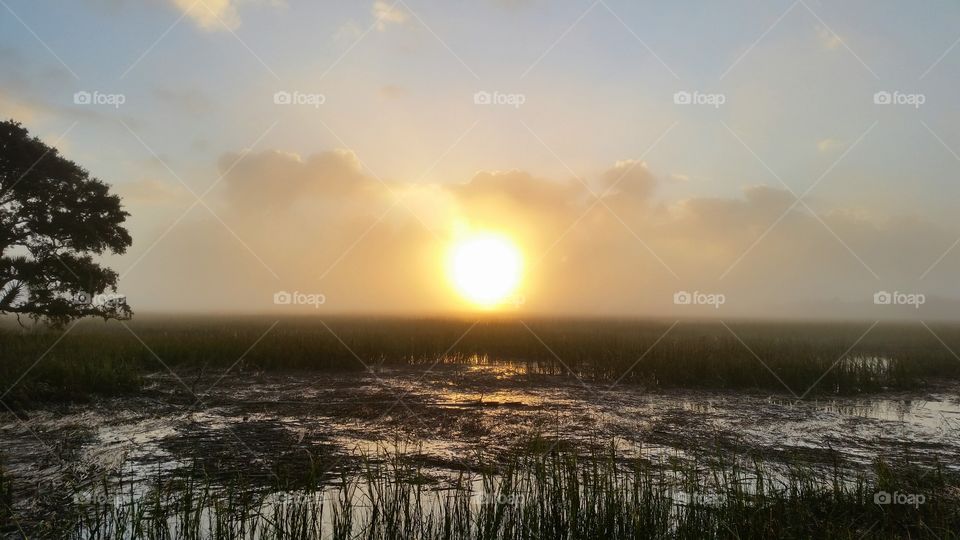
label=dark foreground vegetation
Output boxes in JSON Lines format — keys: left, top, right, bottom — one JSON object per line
{"left": 3, "top": 316, "right": 960, "bottom": 404}
{"left": 4, "top": 443, "right": 957, "bottom": 539}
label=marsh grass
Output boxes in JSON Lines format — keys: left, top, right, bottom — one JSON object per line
{"left": 0, "top": 459, "right": 12, "bottom": 528}
{"left": 3, "top": 316, "right": 960, "bottom": 404}
{"left": 21, "top": 447, "right": 959, "bottom": 539}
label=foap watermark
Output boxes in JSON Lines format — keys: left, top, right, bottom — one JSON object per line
{"left": 688, "top": 492, "right": 726, "bottom": 506}
{"left": 477, "top": 490, "right": 525, "bottom": 506}
{"left": 501, "top": 294, "right": 525, "bottom": 309}
{"left": 874, "top": 491, "right": 926, "bottom": 508}
{"left": 72, "top": 291, "right": 127, "bottom": 309}
{"left": 473, "top": 90, "right": 526, "bottom": 109}
{"left": 273, "top": 90, "right": 326, "bottom": 108}
{"left": 674, "top": 290, "right": 726, "bottom": 309}
{"left": 73, "top": 90, "right": 126, "bottom": 109}
{"left": 873, "top": 290, "right": 925, "bottom": 310}
{"left": 273, "top": 290, "right": 326, "bottom": 309}
{"left": 673, "top": 90, "right": 725, "bottom": 108}
{"left": 73, "top": 490, "right": 111, "bottom": 506}
{"left": 873, "top": 91, "right": 925, "bottom": 109}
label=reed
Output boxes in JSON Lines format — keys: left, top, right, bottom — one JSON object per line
{"left": 3, "top": 316, "right": 959, "bottom": 403}
{"left": 23, "top": 446, "right": 957, "bottom": 539}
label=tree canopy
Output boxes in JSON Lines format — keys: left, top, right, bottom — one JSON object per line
{"left": 0, "top": 119, "right": 132, "bottom": 326}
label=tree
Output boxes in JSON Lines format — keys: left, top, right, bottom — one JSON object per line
{"left": 0, "top": 119, "right": 132, "bottom": 326}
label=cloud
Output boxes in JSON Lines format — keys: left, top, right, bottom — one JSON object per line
{"left": 378, "top": 85, "right": 407, "bottom": 100}
{"left": 372, "top": 0, "right": 408, "bottom": 31}
{"left": 817, "top": 138, "right": 845, "bottom": 152}
{"left": 116, "top": 178, "right": 191, "bottom": 207}
{"left": 120, "top": 145, "right": 960, "bottom": 318}
{"left": 219, "top": 149, "right": 372, "bottom": 210}
{"left": 0, "top": 91, "right": 39, "bottom": 123}
{"left": 171, "top": 0, "right": 284, "bottom": 31}
{"left": 815, "top": 25, "right": 843, "bottom": 51}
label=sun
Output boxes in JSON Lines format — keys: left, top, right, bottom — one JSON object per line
{"left": 448, "top": 232, "right": 523, "bottom": 308}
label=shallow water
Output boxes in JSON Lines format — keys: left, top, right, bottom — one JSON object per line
{"left": 2, "top": 363, "right": 958, "bottom": 506}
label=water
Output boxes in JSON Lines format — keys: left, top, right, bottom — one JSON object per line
{"left": 2, "top": 363, "right": 958, "bottom": 514}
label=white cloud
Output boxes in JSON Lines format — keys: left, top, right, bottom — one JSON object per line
{"left": 372, "top": 0, "right": 408, "bottom": 31}
{"left": 171, "top": 0, "right": 285, "bottom": 31}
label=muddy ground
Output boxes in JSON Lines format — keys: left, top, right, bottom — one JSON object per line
{"left": 2, "top": 363, "right": 959, "bottom": 506}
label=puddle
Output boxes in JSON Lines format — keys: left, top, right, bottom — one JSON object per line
{"left": 2, "top": 363, "right": 959, "bottom": 504}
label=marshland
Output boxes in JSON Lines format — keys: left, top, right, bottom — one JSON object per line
{"left": 2, "top": 317, "right": 959, "bottom": 538}
{"left": 6, "top": 1, "right": 960, "bottom": 538}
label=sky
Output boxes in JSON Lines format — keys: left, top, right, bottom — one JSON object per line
{"left": 2, "top": 0, "right": 960, "bottom": 318}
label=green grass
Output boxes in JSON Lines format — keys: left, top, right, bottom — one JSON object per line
{"left": 13, "top": 445, "right": 960, "bottom": 539}
{"left": 2, "top": 315, "right": 960, "bottom": 404}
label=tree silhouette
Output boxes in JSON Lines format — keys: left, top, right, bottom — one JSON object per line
{"left": 1, "top": 120, "right": 132, "bottom": 326}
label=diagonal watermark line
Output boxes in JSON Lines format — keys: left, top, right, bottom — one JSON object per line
{"left": 920, "top": 320, "right": 960, "bottom": 364}
{"left": 799, "top": 200, "right": 879, "bottom": 279}
{"left": 314, "top": 119, "right": 480, "bottom": 280}
{"left": 520, "top": 119, "right": 679, "bottom": 278}
{"left": 521, "top": 0, "right": 601, "bottom": 79}
{"left": 535, "top": 199, "right": 598, "bottom": 267}
{"left": 0, "top": 321, "right": 79, "bottom": 401}
{"left": 519, "top": 319, "right": 595, "bottom": 394}
{"left": 120, "top": 322, "right": 208, "bottom": 399}
{"left": 720, "top": 320, "right": 800, "bottom": 398}
{"left": 721, "top": 120, "right": 798, "bottom": 197}
{"left": 919, "top": 522, "right": 946, "bottom": 540}
{"left": 319, "top": 0, "right": 401, "bottom": 81}
{"left": 119, "top": 202, "right": 199, "bottom": 280}
{"left": 604, "top": 320, "right": 680, "bottom": 390}
{"left": 717, "top": 198, "right": 800, "bottom": 281}
{"left": 720, "top": 0, "right": 800, "bottom": 81}
{"left": 527, "top": 120, "right": 679, "bottom": 272}
{"left": 317, "top": 200, "right": 400, "bottom": 281}
{"left": 120, "top": 0, "right": 199, "bottom": 79}
{"left": 518, "top": 119, "right": 601, "bottom": 198}
{"left": 516, "top": 319, "right": 679, "bottom": 462}
{"left": 197, "top": 198, "right": 281, "bottom": 279}
{"left": 197, "top": 0, "right": 282, "bottom": 81}
{"left": 120, "top": 119, "right": 204, "bottom": 200}
{"left": 915, "top": 121, "right": 960, "bottom": 279}
{"left": 119, "top": 321, "right": 281, "bottom": 480}
{"left": 718, "top": 120, "right": 878, "bottom": 280}
{"left": 312, "top": 320, "right": 489, "bottom": 482}
{"left": 597, "top": 122, "right": 679, "bottom": 198}
{"left": 798, "top": 0, "right": 879, "bottom": 80}
{"left": 806, "top": 121, "right": 879, "bottom": 192}
{"left": 411, "top": 119, "right": 482, "bottom": 184}
{"left": 315, "top": 118, "right": 479, "bottom": 244}
{"left": 0, "top": 0, "right": 81, "bottom": 80}
{"left": 920, "top": 120, "right": 960, "bottom": 162}
{"left": 198, "top": 121, "right": 280, "bottom": 198}
{"left": 597, "top": 0, "right": 679, "bottom": 80}
{"left": 920, "top": 236, "right": 960, "bottom": 280}
{"left": 797, "top": 320, "right": 879, "bottom": 400}
{"left": 187, "top": 320, "right": 280, "bottom": 410}
{"left": 920, "top": 34, "right": 960, "bottom": 80}
{"left": 857, "top": 521, "right": 879, "bottom": 539}
{"left": 400, "top": 0, "right": 481, "bottom": 81}
{"left": 0, "top": 398, "right": 92, "bottom": 508}
{"left": 117, "top": 119, "right": 279, "bottom": 279}
{"left": 375, "top": 320, "right": 481, "bottom": 420}
{"left": 598, "top": 202, "right": 681, "bottom": 278}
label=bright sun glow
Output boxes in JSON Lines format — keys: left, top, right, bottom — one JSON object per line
{"left": 448, "top": 232, "right": 523, "bottom": 308}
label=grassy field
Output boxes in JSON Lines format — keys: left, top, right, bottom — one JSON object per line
{"left": 2, "top": 315, "right": 960, "bottom": 404}
{"left": 7, "top": 444, "right": 956, "bottom": 539}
